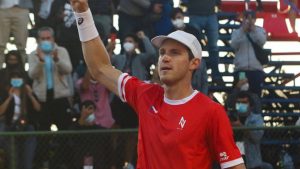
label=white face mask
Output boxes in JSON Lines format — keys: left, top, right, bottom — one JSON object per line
{"left": 86, "top": 113, "right": 95, "bottom": 123}
{"left": 172, "top": 19, "right": 185, "bottom": 29}
{"left": 123, "top": 42, "right": 135, "bottom": 52}
{"left": 240, "top": 82, "right": 249, "bottom": 91}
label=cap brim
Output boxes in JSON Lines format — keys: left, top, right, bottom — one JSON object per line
{"left": 151, "top": 35, "right": 181, "bottom": 48}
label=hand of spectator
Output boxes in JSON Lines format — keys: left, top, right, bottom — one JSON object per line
{"left": 153, "top": 3, "right": 163, "bottom": 14}
{"left": 69, "top": 0, "right": 89, "bottom": 13}
{"left": 8, "top": 87, "right": 14, "bottom": 97}
{"left": 25, "top": 85, "right": 34, "bottom": 97}
{"left": 231, "top": 119, "right": 243, "bottom": 127}
{"left": 52, "top": 49, "right": 59, "bottom": 62}
{"left": 36, "top": 48, "right": 45, "bottom": 62}
{"left": 242, "top": 19, "right": 251, "bottom": 32}
{"left": 136, "top": 31, "right": 146, "bottom": 39}
{"left": 235, "top": 79, "right": 248, "bottom": 90}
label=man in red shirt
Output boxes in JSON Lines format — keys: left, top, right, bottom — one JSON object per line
{"left": 70, "top": 1, "right": 246, "bottom": 168}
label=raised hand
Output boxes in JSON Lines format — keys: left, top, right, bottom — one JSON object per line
{"left": 25, "top": 85, "right": 34, "bottom": 97}
{"left": 69, "top": 0, "right": 89, "bottom": 13}
{"left": 136, "top": 31, "right": 146, "bottom": 39}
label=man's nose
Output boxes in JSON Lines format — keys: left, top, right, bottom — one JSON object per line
{"left": 160, "top": 54, "right": 171, "bottom": 62}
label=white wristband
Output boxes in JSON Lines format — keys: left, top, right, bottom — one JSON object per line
{"left": 74, "top": 9, "right": 99, "bottom": 42}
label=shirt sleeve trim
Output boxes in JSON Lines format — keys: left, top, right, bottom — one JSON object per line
{"left": 220, "top": 157, "right": 244, "bottom": 169}
{"left": 118, "top": 73, "right": 131, "bottom": 102}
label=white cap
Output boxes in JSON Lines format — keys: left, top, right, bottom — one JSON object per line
{"left": 151, "top": 30, "right": 202, "bottom": 59}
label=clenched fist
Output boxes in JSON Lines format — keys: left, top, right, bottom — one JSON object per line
{"left": 69, "top": 0, "right": 89, "bottom": 13}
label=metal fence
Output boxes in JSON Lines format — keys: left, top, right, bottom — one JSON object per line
{"left": 0, "top": 126, "right": 300, "bottom": 169}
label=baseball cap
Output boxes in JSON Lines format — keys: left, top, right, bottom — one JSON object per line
{"left": 151, "top": 30, "right": 202, "bottom": 59}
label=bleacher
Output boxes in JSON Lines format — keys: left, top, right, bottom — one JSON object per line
{"left": 206, "top": 0, "right": 300, "bottom": 125}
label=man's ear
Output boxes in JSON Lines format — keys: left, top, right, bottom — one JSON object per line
{"left": 189, "top": 58, "right": 201, "bottom": 71}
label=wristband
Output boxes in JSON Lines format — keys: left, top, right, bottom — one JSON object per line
{"left": 74, "top": 9, "right": 99, "bottom": 42}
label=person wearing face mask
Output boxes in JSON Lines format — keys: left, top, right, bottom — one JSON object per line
{"left": 225, "top": 71, "right": 262, "bottom": 116}
{"left": 229, "top": 91, "right": 273, "bottom": 169}
{"left": 0, "top": 71, "right": 41, "bottom": 169}
{"left": 28, "top": 26, "right": 73, "bottom": 131}
{"left": 109, "top": 30, "right": 156, "bottom": 168}
{"left": 0, "top": 50, "right": 29, "bottom": 90}
{"left": 70, "top": 100, "right": 115, "bottom": 169}
{"left": 28, "top": 26, "right": 73, "bottom": 168}
{"left": 170, "top": 8, "right": 202, "bottom": 44}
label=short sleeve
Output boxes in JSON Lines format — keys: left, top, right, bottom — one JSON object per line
{"left": 117, "top": 73, "right": 147, "bottom": 113}
{"left": 207, "top": 104, "right": 244, "bottom": 169}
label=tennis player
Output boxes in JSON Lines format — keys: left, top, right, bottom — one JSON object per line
{"left": 70, "top": 0, "right": 246, "bottom": 168}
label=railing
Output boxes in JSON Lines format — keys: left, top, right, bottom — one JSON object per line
{"left": 0, "top": 126, "right": 300, "bottom": 169}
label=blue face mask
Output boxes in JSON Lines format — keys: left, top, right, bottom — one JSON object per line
{"left": 235, "top": 103, "right": 248, "bottom": 114}
{"left": 40, "top": 40, "right": 53, "bottom": 54}
{"left": 11, "top": 78, "right": 23, "bottom": 88}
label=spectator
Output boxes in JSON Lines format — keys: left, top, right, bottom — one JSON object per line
{"left": 0, "top": 70, "right": 41, "bottom": 169}
{"left": 71, "top": 100, "right": 115, "bottom": 169}
{"left": 0, "top": 50, "right": 27, "bottom": 168}
{"left": 55, "top": 0, "right": 84, "bottom": 69}
{"left": 110, "top": 30, "right": 156, "bottom": 81}
{"left": 192, "top": 61, "right": 208, "bottom": 95}
{"left": 231, "top": 10, "right": 266, "bottom": 96}
{"left": 229, "top": 91, "right": 273, "bottom": 169}
{"left": 144, "top": 0, "right": 173, "bottom": 38}
{"left": 28, "top": 26, "right": 73, "bottom": 168}
{"left": 170, "top": 7, "right": 204, "bottom": 46}
{"left": 109, "top": 30, "right": 156, "bottom": 168}
{"left": 226, "top": 74, "right": 262, "bottom": 114}
{"left": 186, "top": 0, "right": 224, "bottom": 85}
{"left": 0, "top": 50, "right": 29, "bottom": 89}
{"left": 28, "top": 26, "right": 73, "bottom": 131}
{"left": 245, "top": 0, "right": 263, "bottom": 11}
{"left": 34, "top": 0, "right": 61, "bottom": 29}
{"left": 0, "top": 0, "right": 33, "bottom": 68}
{"left": 89, "top": 0, "right": 115, "bottom": 43}
{"left": 76, "top": 69, "right": 115, "bottom": 129}
{"left": 117, "top": 0, "right": 151, "bottom": 42}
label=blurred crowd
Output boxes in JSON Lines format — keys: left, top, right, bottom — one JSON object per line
{"left": 0, "top": 0, "right": 299, "bottom": 169}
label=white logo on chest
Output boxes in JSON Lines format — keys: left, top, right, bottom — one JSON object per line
{"left": 178, "top": 116, "right": 186, "bottom": 129}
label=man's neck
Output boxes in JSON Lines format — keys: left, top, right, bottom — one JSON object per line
{"left": 163, "top": 82, "right": 194, "bottom": 100}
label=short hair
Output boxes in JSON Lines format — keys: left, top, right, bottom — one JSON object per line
{"left": 236, "top": 91, "right": 254, "bottom": 107}
{"left": 170, "top": 7, "right": 184, "bottom": 19}
{"left": 123, "top": 33, "right": 139, "bottom": 43}
{"left": 36, "top": 26, "right": 55, "bottom": 39}
{"left": 243, "top": 10, "right": 256, "bottom": 18}
{"left": 80, "top": 100, "right": 96, "bottom": 110}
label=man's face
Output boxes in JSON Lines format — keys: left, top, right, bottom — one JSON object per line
{"left": 157, "top": 39, "right": 193, "bottom": 85}
{"left": 6, "top": 55, "right": 18, "bottom": 66}
{"left": 243, "top": 15, "right": 256, "bottom": 27}
{"left": 236, "top": 97, "right": 250, "bottom": 116}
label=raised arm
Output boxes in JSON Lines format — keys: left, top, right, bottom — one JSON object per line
{"left": 70, "top": 0, "right": 122, "bottom": 96}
